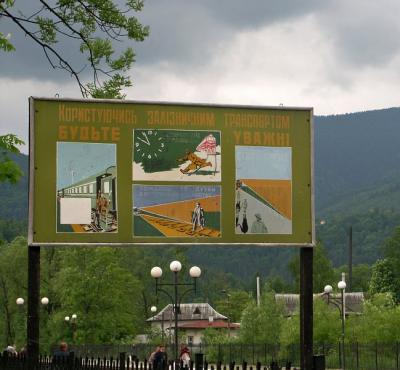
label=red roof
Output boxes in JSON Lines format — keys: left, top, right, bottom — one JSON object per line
{"left": 178, "top": 320, "right": 240, "bottom": 329}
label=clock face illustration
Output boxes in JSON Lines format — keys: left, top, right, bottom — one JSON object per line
{"left": 134, "top": 130, "right": 165, "bottom": 160}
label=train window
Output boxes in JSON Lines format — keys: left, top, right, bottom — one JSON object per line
{"left": 103, "top": 181, "right": 110, "bottom": 194}
{"left": 84, "top": 185, "right": 88, "bottom": 193}
{"left": 80, "top": 186, "right": 83, "bottom": 193}
{"left": 89, "top": 183, "right": 94, "bottom": 193}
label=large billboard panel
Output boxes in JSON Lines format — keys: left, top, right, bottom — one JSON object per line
{"left": 29, "top": 98, "right": 314, "bottom": 246}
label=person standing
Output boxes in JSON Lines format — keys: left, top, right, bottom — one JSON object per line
{"left": 153, "top": 345, "right": 168, "bottom": 370}
{"left": 179, "top": 345, "right": 191, "bottom": 368}
{"left": 53, "top": 342, "right": 70, "bottom": 363}
{"left": 148, "top": 345, "right": 160, "bottom": 369}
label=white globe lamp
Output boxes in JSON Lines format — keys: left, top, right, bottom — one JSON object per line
{"left": 170, "top": 260, "right": 182, "bottom": 272}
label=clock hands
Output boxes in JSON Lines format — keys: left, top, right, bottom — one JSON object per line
{"left": 142, "top": 132, "right": 151, "bottom": 145}
{"left": 135, "top": 130, "right": 165, "bottom": 161}
{"left": 137, "top": 132, "right": 150, "bottom": 146}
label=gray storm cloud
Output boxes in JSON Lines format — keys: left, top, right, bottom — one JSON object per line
{"left": 2, "top": 0, "right": 400, "bottom": 82}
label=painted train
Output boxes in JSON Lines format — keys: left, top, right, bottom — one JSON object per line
{"left": 57, "top": 166, "right": 117, "bottom": 232}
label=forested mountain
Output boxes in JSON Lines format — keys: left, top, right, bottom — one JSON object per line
{"left": 1, "top": 107, "right": 400, "bottom": 281}
{"left": 0, "top": 153, "right": 28, "bottom": 220}
{"left": 315, "top": 107, "right": 400, "bottom": 210}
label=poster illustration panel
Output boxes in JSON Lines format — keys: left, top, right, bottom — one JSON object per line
{"left": 133, "top": 129, "right": 221, "bottom": 182}
{"left": 235, "top": 146, "right": 292, "bottom": 235}
{"left": 56, "top": 142, "right": 117, "bottom": 233}
{"left": 133, "top": 185, "right": 221, "bottom": 237}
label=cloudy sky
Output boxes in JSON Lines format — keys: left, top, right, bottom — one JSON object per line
{"left": 1, "top": 0, "right": 400, "bottom": 153}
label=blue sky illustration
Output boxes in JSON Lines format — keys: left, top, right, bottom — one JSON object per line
{"left": 236, "top": 146, "right": 292, "bottom": 180}
{"left": 57, "top": 142, "right": 116, "bottom": 189}
{"left": 133, "top": 185, "right": 220, "bottom": 208}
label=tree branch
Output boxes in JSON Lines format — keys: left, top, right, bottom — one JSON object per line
{"left": 2, "top": 8, "right": 88, "bottom": 97}
{"left": 38, "top": 0, "right": 99, "bottom": 86}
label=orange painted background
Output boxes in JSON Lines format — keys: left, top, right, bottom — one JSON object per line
{"left": 241, "top": 179, "right": 292, "bottom": 219}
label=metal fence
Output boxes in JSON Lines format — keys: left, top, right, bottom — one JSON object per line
{"left": 69, "top": 343, "right": 400, "bottom": 370}
{"left": 0, "top": 353, "right": 292, "bottom": 370}
{"left": 4, "top": 343, "right": 400, "bottom": 370}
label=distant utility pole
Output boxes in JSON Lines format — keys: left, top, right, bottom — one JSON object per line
{"left": 348, "top": 226, "right": 353, "bottom": 291}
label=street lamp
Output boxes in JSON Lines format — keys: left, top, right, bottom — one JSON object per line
{"left": 65, "top": 313, "right": 78, "bottom": 342}
{"left": 150, "top": 261, "right": 201, "bottom": 363}
{"left": 16, "top": 297, "right": 49, "bottom": 306}
{"left": 324, "top": 281, "right": 347, "bottom": 370}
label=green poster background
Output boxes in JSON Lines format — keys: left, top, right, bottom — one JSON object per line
{"left": 29, "top": 97, "right": 313, "bottom": 246}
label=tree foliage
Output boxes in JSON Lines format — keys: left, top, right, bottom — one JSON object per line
{"left": 239, "top": 292, "right": 284, "bottom": 344}
{"left": 0, "top": 237, "right": 28, "bottom": 348}
{"left": 288, "top": 242, "right": 335, "bottom": 293}
{"left": 0, "top": 134, "right": 24, "bottom": 184}
{"left": 214, "top": 290, "right": 252, "bottom": 323}
{"left": 0, "top": 0, "right": 149, "bottom": 98}
{"left": 366, "top": 226, "right": 400, "bottom": 303}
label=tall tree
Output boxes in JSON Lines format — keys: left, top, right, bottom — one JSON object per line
{"left": 368, "top": 258, "right": 398, "bottom": 301}
{"left": 0, "top": 237, "right": 28, "bottom": 348}
{"left": 214, "top": 290, "right": 252, "bottom": 323}
{"left": 0, "top": 0, "right": 149, "bottom": 98}
{"left": 47, "top": 247, "right": 143, "bottom": 346}
{"left": 367, "top": 227, "right": 400, "bottom": 303}
{"left": 239, "top": 292, "right": 284, "bottom": 344}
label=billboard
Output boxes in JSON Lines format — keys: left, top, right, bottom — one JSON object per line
{"left": 29, "top": 98, "right": 314, "bottom": 246}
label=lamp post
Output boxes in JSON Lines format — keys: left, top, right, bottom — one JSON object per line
{"left": 65, "top": 313, "right": 77, "bottom": 342}
{"left": 150, "top": 261, "right": 201, "bottom": 363}
{"left": 16, "top": 296, "right": 49, "bottom": 350}
{"left": 17, "top": 297, "right": 49, "bottom": 307}
{"left": 324, "top": 281, "right": 347, "bottom": 370}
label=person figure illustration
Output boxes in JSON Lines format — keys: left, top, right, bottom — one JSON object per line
{"left": 95, "top": 190, "right": 102, "bottom": 227}
{"left": 192, "top": 202, "right": 205, "bottom": 231}
{"left": 235, "top": 186, "right": 248, "bottom": 233}
{"left": 250, "top": 213, "right": 268, "bottom": 234}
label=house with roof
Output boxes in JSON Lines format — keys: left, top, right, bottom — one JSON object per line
{"left": 147, "top": 303, "right": 240, "bottom": 345}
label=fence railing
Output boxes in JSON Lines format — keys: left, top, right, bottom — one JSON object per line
{"left": 4, "top": 342, "right": 400, "bottom": 370}
{"left": 0, "top": 353, "right": 293, "bottom": 370}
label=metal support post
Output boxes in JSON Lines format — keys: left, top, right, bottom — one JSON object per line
{"left": 174, "top": 271, "right": 179, "bottom": 362}
{"left": 341, "top": 289, "right": 345, "bottom": 370}
{"left": 300, "top": 247, "right": 313, "bottom": 370}
{"left": 27, "top": 246, "right": 40, "bottom": 369}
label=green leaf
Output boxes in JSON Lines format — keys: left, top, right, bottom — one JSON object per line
{"left": 0, "top": 32, "right": 15, "bottom": 52}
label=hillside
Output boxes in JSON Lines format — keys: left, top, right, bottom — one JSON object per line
{"left": 315, "top": 107, "right": 400, "bottom": 210}
{"left": 1, "top": 107, "right": 400, "bottom": 280}
{"left": 0, "top": 153, "right": 28, "bottom": 220}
